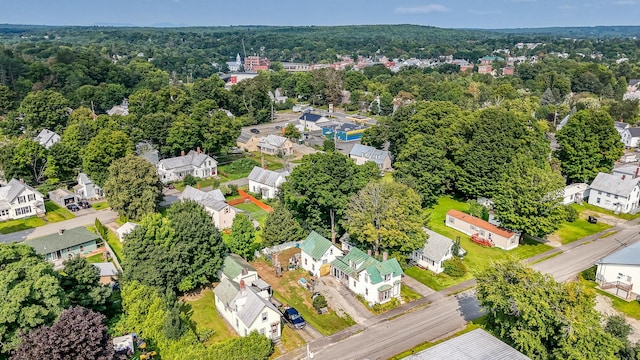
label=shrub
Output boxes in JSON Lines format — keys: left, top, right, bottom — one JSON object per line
{"left": 313, "top": 294, "right": 327, "bottom": 311}
{"left": 220, "top": 184, "right": 238, "bottom": 196}
{"left": 467, "top": 200, "right": 484, "bottom": 218}
{"left": 196, "top": 329, "right": 215, "bottom": 343}
{"left": 581, "top": 265, "right": 597, "bottom": 281}
{"left": 183, "top": 174, "right": 197, "bottom": 186}
{"left": 443, "top": 258, "right": 467, "bottom": 278}
{"left": 563, "top": 205, "right": 578, "bottom": 222}
{"left": 227, "top": 158, "right": 259, "bottom": 174}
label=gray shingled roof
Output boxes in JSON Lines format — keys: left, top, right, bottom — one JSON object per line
{"left": 421, "top": 229, "right": 454, "bottom": 262}
{"left": 33, "top": 129, "right": 60, "bottom": 148}
{"left": 589, "top": 172, "right": 639, "bottom": 197}
{"left": 159, "top": 150, "right": 215, "bottom": 170}
{"left": 0, "top": 178, "right": 43, "bottom": 203}
{"left": 214, "top": 277, "right": 240, "bottom": 306}
{"left": 214, "top": 278, "right": 280, "bottom": 327}
{"left": 180, "top": 186, "right": 228, "bottom": 211}
{"left": 258, "top": 134, "right": 287, "bottom": 148}
{"left": 349, "top": 144, "right": 390, "bottom": 165}
{"left": 596, "top": 241, "right": 640, "bottom": 266}
{"left": 237, "top": 133, "right": 256, "bottom": 144}
{"left": 628, "top": 127, "right": 640, "bottom": 137}
{"left": 78, "top": 173, "right": 92, "bottom": 185}
{"left": 615, "top": 121, "right": 630, "bottom": 130}
{"left": 405, "top": 329, "right": 530, "bottom": 360}
{"left": 247, "top": 167, "right": 289, "bottom": 188}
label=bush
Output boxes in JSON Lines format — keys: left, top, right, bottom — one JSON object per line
{"left": 467, "top": 200, "right": 484, "bottom": 218}
{"left": 183, "top": 174, "right": 197, "bottom": 186}
{"left": 443, "top": 258, "right": 467, "bottom": 278}
{"left": 226, "top": 158, "right": 259, "bottom": 174}
{"left": 581, "top": 265, "right": 597, "bottom": 281}
{"left": 313, "top": 294, "right": 327, "bottom": 311}
{"left": 563, "top": 205, "right": 578, "bottom": 222}
{"left": 196, "top": 329, "right": 215, "bottom": 343}
{"left": 220, "top": 184, "right": 238, "bottom": 196}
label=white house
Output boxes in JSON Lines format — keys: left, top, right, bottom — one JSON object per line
{"left": 73, "top": 173, "right": 104, "bottom": 200}
{"left": 410, "top": 229, "right": 459, "bottom": 274}
{"left": 613, "top": 165, "right": 640, "bottom": 178}
{"left": 588, "top": 172, "right": 640, "bottom": 214}
{"left": 247, "top": 167, "right": 289, "bottom": 199}
{"left": 257, "top": 135, "right": 294, "bottom": 156}
{"left": 116, "top": 222, "right": 139, "bottom": 241}
{"left": 0, "top": 179, "right": 46, "bottom": 220}
{"left": 595, "top": 241, "right": 640, "bottom": 299}
{"left": 349, "top": 144, "right": 393, "bottom": 172}
{"left": 213, "top": 278, "right": 281, "bottom": 340}
{"left": 562, "top": 183, "right": 588, "bottom": 205}
{"left": 331, "top": 246, "right": 403, "bottom": 305}
{"left": 226, "top": 54, "right": 242, "bottom": 72}
{"left": 621, "top": 127, "right": 640, "bottom": 148}
{"left": 298, "top": 113, "right": 330, "bottom": 131}
{"left": 299, "top": 231, "right": 344, "bottom": 277}
{"left": 157, "top": 149, "right": 217, "bottom": 184}
{"left": 33, "top": 129, "right": 60, "bottom": 149}
{"left": 179, "top": 186, "right": 236, "bottom": 229}
{"left": 218, "top": 254, "right": 272, "bottom": 299}
{"left": 615, "top": 121, "right": 630, "bottom": 136}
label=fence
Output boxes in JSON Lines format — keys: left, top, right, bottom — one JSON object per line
{"left": 259, "top": 241, "right": 301, "bottom": 257}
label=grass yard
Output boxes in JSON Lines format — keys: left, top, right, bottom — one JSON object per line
{"left": 552, "top": 217, "right": 611, "bottom": 244}
{"left": 85, "top": 253, "right": 106, "bottom": 263}
{"left": 253, "top": 263, "right": 355, "bottom": 336}
{"left": 91, "top": 201, "right": 110, "bottom": 210}
{"left": 276, "top": 326, "right": 305, "bottom": 356}
{"left": 88, "top": 226, "right": 124, "bottom": 263}
{"left": 182, "top": 289, "right": 238, "bottom": 345}
{"left": 581, "top": 277, "right": 640, "bottom": 319}
{"left": 0, "top": 216, "right": 46, "bottom": 234}
{"left": 44, "top": 201, "right": 76, "bottom": 223}
{"left": 412, "top": 196, "right": 552, "bottom": 290}
{"left": 579, "top": 203, "right": 640, "bottom": 221}
{"left": 358, "top": 285, "right": 423, "bottom": 315}
{"left": 234, "top": 203, "right": 269, "bottom": 225}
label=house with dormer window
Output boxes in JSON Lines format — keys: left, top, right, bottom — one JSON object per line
{"left": 0, "top": 178, "right": 45, "bottom": 220}
{"left": 349, "top": 144, "right": 392, "bottom": 172}
{"left": 299, "top": 231, "right": 343, "bottom": 277}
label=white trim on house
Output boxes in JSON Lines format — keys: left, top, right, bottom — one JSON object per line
{"left": 157, "top": 149, "right": 217, "bottom": 184}
{"left": 0, "top": 178, "right": 46, "bottom": 221}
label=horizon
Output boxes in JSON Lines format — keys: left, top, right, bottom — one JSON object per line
{"left": 2, "top": 0, "right": 639, "bottom": 29}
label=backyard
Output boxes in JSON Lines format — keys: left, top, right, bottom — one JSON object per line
{"left": 181, "top": 288, "right": 238, "bottom": 345}
{"left": 252, "top": 260, "right": 356, "bottom": 336}
{"left": 88, "top": 226, "right": 124, "bottom": 263}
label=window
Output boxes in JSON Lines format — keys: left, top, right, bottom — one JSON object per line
{"left": 353, "top": 280, "right": 357, "bottom": 287}
{"left": 262, "top": 312, "right": 268, "bottom": 322}
{"left": 0, "top": 209, "right": 8, "bottom": 217}
{"left": 236, "top": 319, "right": 239, "bottom": 328}
{"left": 15, "top": 206, "right": 31, "bottom": 216}
{"left": 383, "top": 274, "right": 391, "bottom": 281}
{"left": 27, "top": 194, "right": 36, "bottom": 201}
{"left": 606, "top": 193, "right": 611, "bottom": 198}
{"left": 479, "top": 229, "right": 485, "bottom": 236}
{"left": 365, "top": 273, "right": 369, "bottom": 283}
{"left": 615, "top": 195, "right": 619, "bottom": 200}
{"left": 224, "top": 207, "right": 229, "bottom": 214}
{"left": 312, "top": 264, "right": 315, "bottom": 271}
{"left": 304, "top": 258, "right": 308, "bottom": 265}
{"left": 259, "top": 328, "right": 265, "bottom": 335}
{"left": 17, "top": 195, "right": 26, "bottom": 204}
{"left": 447, "top": 216, "right": 454, "bottom": 224}
{"left": 597, "top": 198, "right": 601, "bottom": 204}
{"left": 598, "top": 191, "right": 602, "bottom": 195}
{"left": 365, "top": 288, "right": 368, "bottom": 296}
{"left": 627, "top": 276, "right": 633, "bottom": 282}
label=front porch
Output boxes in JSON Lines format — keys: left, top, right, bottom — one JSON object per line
{"left": 598, "top": 280, "right": 637, "bottom": 300}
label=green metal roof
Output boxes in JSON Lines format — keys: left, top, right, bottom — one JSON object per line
{"left": 366, "top": 258, "right": 404, "bottom": 284}
{"left": 378, "top": 284, "right": 392, "bottom": 291}
{"left": 24, "top": 227, "right": 99, "bottom": 255}
{"left": 331, "top": 256, "right": 358, "bottom": 278}
{"left": 330, "top": 246, "right": 403, "bottom": 284}
{"left": 220, "top": 254, "right": 256, "bottom": 279}
{"left": 300, "top": 231, "right": 333, "bottom": 260}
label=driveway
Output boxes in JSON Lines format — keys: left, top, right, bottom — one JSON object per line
{"left": 0, "top": 210, "right": 118, "bottom": 243}
{"left": 402, "top": 274, "right": 435, "bottom": 297}
{"left": 315, "top": 276, "right": 374, "bottom": 323}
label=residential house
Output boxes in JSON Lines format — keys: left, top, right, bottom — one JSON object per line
{"left": 588, "top": 172, "right": 640, "bottom": 213}
{"left": 0, "top": 178, "right": 46, "bottom": 221}
{"left": 299, "top": 231, "right": 344, "bottom": 277}
{"left": 257, "top": 134, "right": 294, "bottom": 156}
{"left": 136, "top": 142, "right": 159, "bottom": 166}
{"left": 236, "top": 133, "right": 261, "bottom": 152}
{"left": 445, "top": 209, "right": 520, "bottom": 250}
{"left": 218, "top": 253, "right": 271, "bottom": 298}
{"left": 615, "top": 121, "right": 630, "bottom": 136}
{"left": 405, "top": 329, "right": 530, "bottom": 360}
{"left": 247, "top": 167, "right": 289, "bottom": 199}
{"left": 349, "top": 144, "right": 393, "bottom": 172}
{"left": 24, "top": 227, "right": 99, "bottom": 269}
{"left": 621, "top": 127, "right": 640, "bottom": 148}
{"left": 595, "top": 241, "right": 640, "bottom": 300}
{"left": 93, "top": 262, "right": 118, "bottom": 285}
{"left": 33, "top": 129, "right": 60, "bottom": 149}
{"left": 48, "top": 188, "right": 76, "bottom": 207}
{"left": 298, "top": 113, "right": 330, "bottom": 131}
{"left": 555, "top": 107, "right": 577, "bottom": 131}
{"left": 116, "top": 222, "right": 139, "bottom": 241}
{"left": 331, "top": 246, "right": 403, "bottom": 305}
{"left": 179, "top": 185, "right": 236, "bottom": 229}
{"left": 562, "top": 183, "right": 588, "bottom": 205}
{"left": 157, "top": 148, "right": 217, "bottom": 184}
{"left": 410, "top": 229, "right": 459, "bottom": 274}
{"left": 73, "top": 173, "right": 104, "bottom": 200}
{"left": 268, "top": 88, "right": 288, "bottom": 104}
{"left": 624, "top": 79, "right": 640, "bottom": 101}
{"left": 214, "top": 278, "right": 281, "bottom": 340}
{"left": 107, "top": 99, "right": 129, "bottom": 116}
{"left": 613, "top": 165, "right": 640, "bottom": 178}
{"left": 322, "top": 123, "right": 367, "bottom": 142}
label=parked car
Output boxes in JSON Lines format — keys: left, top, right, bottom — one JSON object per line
{"left": 250, "top": 128, "right": 260, "bottom": 134}
{"left": 275, "top": 125, "right": 282, "bottom": 130}
{"left": 588, "top": 216, "right": 598, "bottom": 224}
{"left": 282, "top": 307, "right": 306, "bottom": 329}
{"left": 165, "top": 183, "right": 175, "bottom": 190}
{"left": 77, "top": 200, "right": 90, "bottom": 209}
{"left": 66, "top": 203, "right": 80, "bottom": 212}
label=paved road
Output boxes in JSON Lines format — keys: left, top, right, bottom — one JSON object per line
{"left": 0, "top": 210, "right": 118, "bottom": 243}
{"left": 279, "top": 222, "right": 640, "bottom": 360}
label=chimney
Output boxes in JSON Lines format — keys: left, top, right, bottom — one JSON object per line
{"left": 197, "top": 146, "right": 201, "bottom": 154}
{"left": 239, "top": 279, "right": 245, "bottom": 290}
{"left": 635, "top": 167, "right": 639, "bottom": 179}
{"left": 197, "top": 182, "right": 201, "bottom": 190}
{"left": 622, "top": 175, "right": 626, "bottom": 180}
{"left": 241, "top": 268, "right": 248, "bottom": 276}
{"left": 367, "top": 249, "right": 372, "bottom": 256}
{"left": 58, "top": 229, "right": 64, "bottom": 235}
{"left": 181, "top": 150, "right": 185, "bottom": 157}
{"left": 382, "top": 252, "right": 388, "bottom": 261}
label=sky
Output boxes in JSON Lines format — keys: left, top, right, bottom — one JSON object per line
{"left": 0, "top": 0, "right": 639, "bottom": 29}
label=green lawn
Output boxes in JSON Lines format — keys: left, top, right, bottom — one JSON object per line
{"left": 88, "top": 226, "right": 124, "bottom": 263}
{"left": 92, "top": 201, "right": 110, "bottom": 210}
{"left": 582, "top": 278, "right": 640, "bottom": 319}
{"left": 182, "top": 289, "right": 238, "bottom": 345}
{"left": 234, "top": 203, "right": 269, "bottom": 225}
{"left": 552, "top": 216, "right": 611, "bottom": 245}
{"left": 412, "top": 196, "right": 552, "bottom": 290}
{"left": 44, "top": 201, "right": 76, "bottom": 223}
{"left": 85, "top": 253, "right": 106, "bottom": 263}
{"left": 579, "top": 203, "right": 640, "bottom": 220}
{"left": 0, "top": 216, "right": 46, "bottom": 234}
{"left": 271, "top": 269, "right": 355, "bottom": 336}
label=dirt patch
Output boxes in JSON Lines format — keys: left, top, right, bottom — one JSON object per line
{"left": 582, "top": 210, "right": 625, "bottom": 227}
{"left": 179, "top": 285, "right": 215, "bottom": 302}
{"left": 595, "top": 294, "right": 640, "bottom": 343}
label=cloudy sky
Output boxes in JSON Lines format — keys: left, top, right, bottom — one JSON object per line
{"left": 1, "top": 0, "right": 638, "bottom": 28}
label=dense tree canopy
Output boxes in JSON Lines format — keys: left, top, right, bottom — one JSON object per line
{"left": 59, "top": 257, "right": 112, "bottom": 313}
{"left": 82, "top": 129, "right": 133, "bottom": 187}
{"left": 103, "top": 154, "right": 163, "bottom": 221}
{"left": 262, "top": 203, "right": 304, "bottom": 248}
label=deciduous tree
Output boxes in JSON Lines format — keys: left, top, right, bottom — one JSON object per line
{"left": 228, "top": 214, "right": 256, "bottom": 260}
{"left": 82, "top": 129, "right": 133, "bottom": 187}
{"left": 18, "top": 89, "right": 70, "bottom": 131}
{"left": 59, "top": 257, "right": 112, "bottom": 313}
{"left": 262, "top": 203, "right": 304, "bottom": 248}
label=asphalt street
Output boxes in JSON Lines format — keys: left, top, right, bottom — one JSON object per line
{"left": 280, "top": 221, "right": 640, "bottom": 360}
